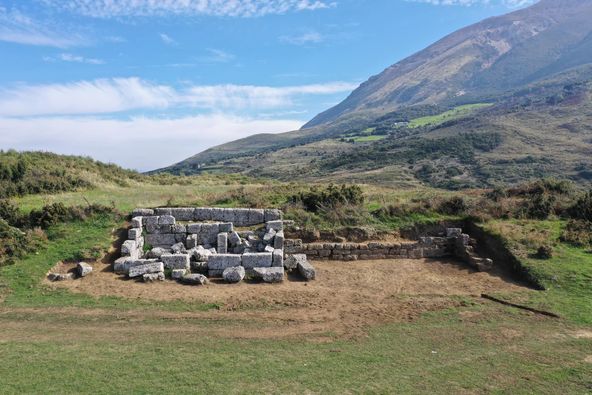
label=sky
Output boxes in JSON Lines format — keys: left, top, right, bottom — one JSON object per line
{"left": 0, "top": 0, "right": 535, "bottom": 171}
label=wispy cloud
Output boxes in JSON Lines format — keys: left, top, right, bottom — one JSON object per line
{"left": 405, "top": 0, "right": 535, "bottom": 7}
{"left": 0, "top": 6, "right": 86, "bottom": 48}
{"left": 280, "top": 31, "right": 324, "bottom": 46}
{"left": 42, "top": 0, "right": 337, "bottom": 18}
{"left": 44, "top": 53, "right": 105, "bottom": 65}
{"left": 0, "top": 78, "right": 358, "bottom": 117}
{"left": 198, "top": 49, "right": 236, "bottom": 63}
{"left": 159, "top": 33, "right": 177, "bottom": 46}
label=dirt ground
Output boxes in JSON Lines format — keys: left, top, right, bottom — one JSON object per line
{"left": 38, "top": 258, "right": 532, "bottom": 339}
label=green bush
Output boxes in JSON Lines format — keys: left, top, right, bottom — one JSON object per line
{"left": 569, "top": 190, "right": 592, "bottom": 222}
{"left": 437, "top": 196, "right": 468, "bottom": 215}
{"left": 290, "top": 184, "right": 364, "bottom": 213}
{"left": 560, "top": 220, "right": 592, "bottom": 247}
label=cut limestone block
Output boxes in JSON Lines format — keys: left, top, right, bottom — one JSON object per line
{"left": 264, "top": 209, "right": 282, "bottom": 222}
{"left": 158, "top": 215, "right": 176, "bottom": 225}
{"left": 146, "top": 234, "right": 177, "bottom": 246}
{"left": 121, "top": 240, "right": 140, "bottom": 259}
{"left": 274, "top": 231, "right": 284, "bottom": 249}
{"left": 154, "top": 208, "right": 172, "bottom": 216}
{"left": 219, "top": 222, "right": 233, "bottom": 233}
{"left": 264, "top": 245, "right": 275, "bottom": 253}
{"left": 263, "top": 229, "right": 277, "bottom": 243}
{"left": 161, "top": 254, "right": 190, "bottom": 270}
{"left": 171, "top": 269, "right": 187, "bottom": 280}
{"left": 131, "top": 216, "right": 143, "bottom": 228}
{"left": 132, "top": 208, "right": 154, "bottom": 217}
{"left": 190, "top": 246, "right": 212, "bottom": 262}
{"left": 217, "top": 233, "right": 228, "bottom": 254}
{"left": 128, "top": 228, "right": 142, "bottom": 240}
{"left": 252, "top": 267, "right": 284, "bottom": 283}
{"left": 223, "top": 266, "right": 245, "bottom": 283}
{"left": 284, "top": 254, "right": 307, "bottom": 271}
{"left": 266, "top": 220, "right": 284, "bottom": 232}
{"left": 242, "top": 252, "right": 273, "bottom": 270}
{"left": 77, "top": 262, "right": 93, "bottom": 277}
{"left": 208, "top": 254, "right": 242, "bottom": 270}
{"left": 247, "top": 209, "right": 265, "bottom": 226}
{"left": 47, "top": 272, "right": 75, "bottom": 282}
{"left": 208, "top": 269, "right": 224, "bottom": 277}
{"left": 180, "top": 274, "right": 208, "bottom": 286}
{"left": 228, "top": 231, "right": 242, "bottom": 246}
{"left": 143, "top": 272, "right": 165, "bottom": 282}
{"left": 114, "top": 258, "right": 158, "bottom": 274}
{"left": 172, "top": 224, "right": 186, "bottom": 233}
{"left": 146, "top": 247, "right": 169, "bottom": 259}
{"left": 193, "top": 208, "right": 212, "bottom": 221}
{"left": 272, "top": 249, "right": 284, "bottom": 268}
{"left": 297, "top": 258, "right": 316, "bottom": 281}
{"left": 129, "top": 262, "right": 164, "bottom": 278}
{"left": 169, "top": 208, "right": 195, "bottom": 221}
{"left": 171, "top": 242, "right": 187, "bottom": 254}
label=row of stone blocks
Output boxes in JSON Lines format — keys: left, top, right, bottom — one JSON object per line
{"left": 132, "top": 207, "right": 282, "bottom": 227}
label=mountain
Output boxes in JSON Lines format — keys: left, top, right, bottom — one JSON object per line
{"left": 157, "top": 0, "right": 592, "bottom": 188}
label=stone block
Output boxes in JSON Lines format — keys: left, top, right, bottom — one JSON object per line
{"left": 272, "top": 249, "right": 284, "bottom": 268}
{"left": 132, "top": 208, "right": 154, "bottom": 217}
{"left": 264, "top": 245, "right": 275, "bottom": 253}
{"left": 47, "top": 272, "right": 75, "bottom": 281}
{"left": 172, "top": 224, "right": 186, "bottom": 233}
{"left": 146, "top": 233, "right": 177, "bottom": 247}
{"left": 274, "top": 231, "right": 285, "bottom": 249}
{"left": 146, "top": 247, "right": 169, "bottom": 259}
{"left": 233, "top": 208, "right": 251, "bottom": 226}
{"left": 208, "top": 254, "right": 242, "bottom": 270}
{"left": 186, "top": 234, "right": 198, "bottom": 249}
{"left": 242, "top": 252, "right": 273, "bottom": 269}
{"left": 199, "top": 223, "right": 220, "bottom": 244}
{"left": 190, "top": 246, "right": 212, "bottom": 262}
{"left": 172, "top": 269, "right": 187, "bottom": 280}
{"left": 154, "top": 208, "right": 172, "bottom": 216}
{"left": 171, "top": 242, "right": 187, "bottom": 254}
{"left": 129, "top": 262, "right": 164, "bottom": 278}
{"left": 219, "top": 222, "right": 233, "bottom": 232}
{"left": 221, "top": 208, "right": 235, "bottom": 223}
{"left": 131, "top": 216, "right": 143, "bottom": 228}
{"left": 158, "top": 215, "right": 176, "bottom": 225}
{"left": 143, "top": 272, "right": 165, "bottom": 282}
{"left": 223, "top": 266, "right": 245, "bottom": 283}
{"left": 77, "top": 262, "right": 93, "bottom": 277}
{"left": 408, "top": 249, "right": 424, "bottom": 259}
{"left": 209, "top": 208, "right": 225, "bottom": 221}
{"left": 228, "top": 231, "right": 242, "bottom": 246}
{"left": 180, "top": 274, "right": 208, "bottom": 285}
{"left": 266, "top": 220, "right": 283, "bottom": 232}
{"left": 187, "top": 223, "right": 202, "bottom": 234}
{"left": 169, "top": 208, "right": 194, "bottom": 221}
{"left": 121, "top": 240, "right": 140, "bottom": 259}
{"left": 264, "top": 209, "right": 282, "bottom": 222}
{"left": 217, "top": 233, "right": 228, "bottom": 254}
{"left": 208, "top": 269, "right": 225, "bottom": 277}
{"left": 247, "top": 209, "right": 265, "bottom": 225}
{"left": 284, "top": 254, "right": 307, "bottom": 271}
{"left": 128, "top": 228, "right": 142, "bottom": 240}
{"left": 297, "top": 258, "right": 315, "bottom": 281}
{"left": 252, "top": 267, "right": 284, "bottom": 283}
{"left": 263, "top": 228, "right": 277, "bottom": 243}
{"left": 193, "top": 207, "right": 212, "bottom": 221}
{"left": 161, "top": 254, "right": 190, "bottom": 270}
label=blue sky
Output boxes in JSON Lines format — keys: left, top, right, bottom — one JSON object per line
{"left": 0, "top": 0, "right": 535, "bottom": 171}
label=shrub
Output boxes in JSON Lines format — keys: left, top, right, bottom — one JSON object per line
{"left": 290, "top": 184, "right": 364, "bottom": 213}
{"left": 437, "top": 196, "right": 468, "bottom": 215}
{"left": 0, "top": 199, "right": 24, "bottom": 227}
{"left": 523, "top": 193, "right": 556, "bottom": 220}
{"left": 560, "top": 220, "right": 592, "bottom": 247}
{"left": 535, "top": 245, "right": 554, "bottom": 260}
{"left": 569, "top": 190, "right": 592, "bottom": 222}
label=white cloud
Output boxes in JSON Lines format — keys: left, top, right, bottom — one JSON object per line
{"left": 0, "top": 6, "right": 85, "bottom": 48}
{"left": 0, "top": 115, "right": 303, "bottom": 171}
{"left": 159, "top": 33, "right": 177, "bottom": 46}
{"left": 405, "top": 0, "right": 535, "bottom": 6}
{"left": 44, "top": 53, "right": 105, "bottom": 65}
{"left": 198, "top": 49, "right": 236, "bottom": 63}
{"left": 42, "top": 0, "right": 337, "bottom": 18}
{"left": 0, "top": 78, "right": 358, "bottom": 117}
{"left": 280, "top": 31, "right": 324, "bottom": 46}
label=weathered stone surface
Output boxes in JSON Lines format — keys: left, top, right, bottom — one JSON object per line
{"left": 146, "top": 247, "right": 168, "bottom": 259}
{"left": 131, "top": 216, "right": 143, "bottom": 228}
{"left": 208, "top": 254, "right": 242, "bottom": 270}
{"left": 77, "top": 262, "right": 93, "bottom": 277}
{"left": 146, "top": 234, "right": 177, "bottom": 247}
{"left": 169, "top": 208, "right": 195, "bottom": 221}
{"left": 264, "top": 209, "right": 282, "bottom": 222}
{"left": 171, "top": 242, "right": 187, "bottom": 254}
{"left": 172, "top": 224, "right": 186, "bottom": 233}
{"left": 143, "top": 272, "right": 165, "bottom": 282}
{"left": 171, "top": 269, "right": 187, "bottom": 280}
{"left": 446, "top": 228, "right": 463, "bottom": 238}
{"left": 128, "top": 228, "right": 142, "bottom": 240}
{"left": 208, "top": 269, "right": 224, "bottom": 277}
{"left": 129, "top": 262, "right": 164, "bottom": 278}
{"left": 228, "top": 231, "right": 242, "bottom": 246}
{"left": 180, "top": 274, "right": 208, "bottom": 285}
{"left": 191, "top": 261, "right": 209, "bottom": 273}
{"left": 187, "top": 223, "right": 202, "bottom": 234}
{"left": 274, "top": 231, "right": 285, "bottom": 249}
{"left": 272, "top": 249, "right": 284, "bottom": 268}
{"left": 158, "top": 215, "right": 176, "bottom": 225}
{"left": 242, "top": 252, "right": 273, "bottom": 269}
{"left": 154, "top": 208, "right": 172, "bottom": 216}
{"left": 161, "top": 254, "right": 190, "bottom": 270}
{"left": 132, "top": 208, "right": 154, "bottom": 217}
{"left": 297, "top": 258, "right": 315, "bottom": 281}
{"left": 199, "top": 223, "right": 220, "bottom": 245}
{"left": 264, "top": 245, "right": 275, "bottom": 253}
{"left": 217, "top": 233, "right": 228, "bottom": 254}
{"left": 247, "top": 209, "right": 265, "bottom": 226}
{"left": 223, "top": 266, "right": 245, "bottom": 283}
{"left": 233, "top": 208, "right": 251, "bottom": 226}
{"left": 266, "top": 220, "right": 283, "bottom": 232}
{"left": 252, "top": 267, "right": 284, "bottom": 283}
{"left": 190, "top": 246, "right": 212, "bottom": 262}
{"left": 47, "top": 272, "right": 75, "bottom": 281}
{"left": 121, "top": 240, "right": 140, "bottom": 259}
{"left": 144, "top": 216, "right": 159, "bottom": 228}
{"left": 284, "top": 254, "right": 307, "bottom": 271}
{"left": 219, "top": 222, "right": 233, "bottom": 233}
{"left": 263, "top": 228, "right": 277, "bottom": 243}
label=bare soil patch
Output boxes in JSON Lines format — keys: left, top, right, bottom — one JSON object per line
{"left": 34, "top": 258, "right": 531, "bottom": 339}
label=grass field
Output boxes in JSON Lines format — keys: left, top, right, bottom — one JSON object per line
{"left": 407, "top": 103, "right": 493, "bottom": 128}
{"left": 2, "top": 183, "right": 592, "bottom": 394}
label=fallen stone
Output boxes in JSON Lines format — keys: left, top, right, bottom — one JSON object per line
{"left": 217, "top": 233, "right": 228, "bottom": 254}
{"left": 242, "top": 252, "right": 273, "bottom": 269}
{"left": 191, "top": 261, "right": 208, "bottom": 273}
{"left": 77, "top": 262, "right": 93, "bottom": 277}
{"left": 297, "top": 258, "right": 315, "bottom": 281}
{"left": 264, "top": 209, "right": 282, "bottom": 222}
{"left": 121, "top": 240, "right": 139, "bottom": 258}
{"left": 171, "top": 269, "right": 187, "bottom": 280}
{"left": 161, "top": 254, "right": 190, "bottom": 270}
{"left": 219, "top": 222, "right": 233, "bottom": 232}
{"left": 285, "top": 254, "right": 307, "bottom": 271}
{"left": 146, "top": 247, "right": 168, "bottom": 259}
{"left": 208, "top": 269, "right": 224, "bottom": 277}
{"left": 190, "top": 246, "right": 212, "bottom": 262}
{"left": 228, "top": 231, "right": 242, "bottom": 246}
{"left": 208, "top": 254, "right": 242, "bottom": 270}
{"left": 266, "top": 220, "right": 284, "bottom": 232}
{"left": 143, "top": 272, "right": 165, "bottom": 282}
{"left": 252, "top": 267, "right": 284, "bottom": 283}
{"left": 223, "top": 266, "right": 246, "bottom": 283}
{"left": 263, "top": 228, "right": 277, "bottom": 243}
{"left": 180, "top": 274, "right": 208, "bottom": 286}
{"left": 171, "top": 242, "right": 187, "bottom": 254}
{"left": 47, "top": 272, "right": 75, "bottom": 282}
{"left": 264, "top": 245, "right": 275, "bottom": 253}
{"left": 129, "top": 262, "right": 164, "bottom": 278}
{"left": 128, "top": 228, "right": 142, "bottom": 240}
{"left": 131, "top": 216, "right": 143, "bottom": 228}
{"left": 446, "top": 228, "right": 463, "bottom": 238}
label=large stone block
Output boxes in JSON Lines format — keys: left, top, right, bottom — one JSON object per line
{"left": 128, "top": 228, "right": 142, "bottom": 240}
{"left": 446, "top": 228, "right": 463, "bottom": 238}
{"left": 146, "top": 224, "right": 172, "bottom": 234}
{"left": 169, "top": 208, "right": 195, "bottom": 221}
{"left": 242, "top": 252, "right": 273, "bottom": 269}
{"left": 158, "top": 215, "right": 176, "bottom": 225}
{"left": 144, "top": 216, "right": 159, "bottom": 228}
{"left": 266, "top": 220, "right": 284, "bottom": 232}
{"left": 172, "top": 269, "right": 187, "bottom": 280}
{"left": 161, "top": 254, "right": 190, "bottom": 270}
{"left": 228, "top": 231, "right": 242, "bottom": 246}
{"left": 146, "top": 247, "right": 168, "bottom": 259}
{"left": 77, "top": 262, "right": 93, "bottom": 277}
{"left": 199, "top": 223, "right": 220, "bottom": 245}
{"left": 272, "top": 249, "right": 284, "bottom": 268}
{"left": 208, "top": 254, "right": 242, "bottom": 270}
{"left": 297, "top": 258, "right": 315, "bottom": 281}
{"left": 172, "top": 224, "right": 186, "bottom": 233}
{"left": 180, "top": 274, "right": 208, "bottom": 285}
{"left": 217, "top": 233, "right": 228, "bottom": 254}
{"left": 264, "top": 209, "right": 282, "bottom": 222}
{"left": 263, "top": 228, "right": 277, "bottom": 243}
{"left": 190, "top": 246, "right": 212, "bottom": 262}
{"left": 284, "top": 254, "right": 307, "bottom": 271}
{"left": 233, "top": 208, "right": 251, "bottom": 226}
{"left": 193, "top": 208, "right": 212, "bottom": 221}
{"left": 247, "top": 209, "right": 265, "bottom": 225}
{"left": 209, "top": 208, "right": 225, "bottom": 221}
{"left": 121, "top": 240, "right": 140, "bottom": 259}
{"left": 219, "top": 222, "right": 233, "bottom": 232}
{"left": 171, "top": 242, "right": 187, "bottom": 254}
{"left": 223, "top": 266, "right": 245, "bottom": 283}
{"left": 154, "top": 208, "right": 171, "bottom": 216}
{"left": 145, "top": 233, "right": 177, "bottom": 247}
{"left": 143, "top": 272, "right": 165, "bottom": 282}
{"left": 131, "top": 216, "right": 143, "bottom": 228}
{"left": 208, "top": 269, "right": 225, "bottom": 277}
{"left": 132, "top": 208, "right": 154, "bottom": 217}
{"left": 129, "top": 262, "right": 164, "bottom": 278}
{"left": 274, "top": 231, "right": 284, "bottom": 249}
{"left": 252, "top": 267, "right": 284, "bottom": 283}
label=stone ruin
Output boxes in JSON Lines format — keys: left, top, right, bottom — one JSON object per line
{"left": 114, "top": 207, "right": 316, "bottom": 284}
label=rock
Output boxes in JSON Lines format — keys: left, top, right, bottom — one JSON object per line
{"left": 223, "top": 266, "right": 246, "bottom": 283}
{"left": 146, "top": 247, "right": 168, "bottom": 259}
{"left": 264, "top": 209, "right": 282, "bottom": 222}
{"left": 242, "top": 252, "right": 273, "bottom": 269}
{"left": 264, "top": 245, "right": 275, "bottom": 253}
{"left": 169, "top": 208, "right": 195, "bottom": 221}
{"left": 171, "top": 242, "right": 187, "bottom": 254}
{"left": 208, "top": 269, "right": 224, "bottom": 277}
{"left": 132, "top": 208, "right": 154, "bottom": 217}
{"left": 190, "top": 246, "right": 212, "bottom": 262}
{"left": 121, "top": 240, "right": 140, "bottom": 259}
{"left": 228, "top": 231, "right": 242, "bottom": 246}
{"left": 266, "top": 220, "right": 284, "bottom": 232}
{"left": 191, "top": 261, "right": 208, "bottom": 273}
{"left": 194, "top": 208, "right": 212, "bottom": 221}
{"left": 274, "top": 231, "right": 285, "bottom": 249}
{"left": 158, "top": 215, "right": 176, "bottom": 225}
{"left": 272, "top": 249, "right": 284, "bottom": 268}
{"left": 297, "top": 258, "right": 315, "bottom": 281}
{"left": 187, "top": 223, "right": 202, "bottom": 234}
{"left": 131, "top": 216, "right": 143, "bottom": 228}
{"left": 247, "top": 209, "right": 265, "bottom": 226}
{"left": 285, "top": 254, "right": 307, "bottom": 271}
{"left": 252, "top": 267, "right": 284, "bottom": 283}
{"left": 219, "top": 222, "right": 233, "bottom": 232}
{"left": 208, "top": 254, "right": 242, "bottom": 270}
{"left": 143, "top": 272, "right": 165, "bottom": 282}
{"left": 145, "top": 233, "right": 177, "bottom": 246}
{"left": 128, "top": 262, "right": 164, "bottom": 278}
{"left": 77, "top": 262, "right": 93, "bottom": 277}
{"left": 263, "top": 228, "right": 277, "bottom": 243}
{"left": 171, "top": 269, "right": 187, "bottom": 280}
{"left": 154, "top": 208, "right": 172, "bottom": 216}
{"left": 47, "top": 272, "right": 75, "bottom": 281}
{"left": 217, "top": 233, "right": 228, "bottom": 254}
{"left": 172, "top": 224, "right": 186, "bottom": 233}
{"left": 128, "top": 228, "right": 142, "bottom": 240}
{"left": 446, "top": 228, "right": 463, "bottom": 238}
{"left": 161, "top": 254, "right": 190, "bottom": 270}
{"left": 114, "top": 258, "right": 158, "bottom": 274}
{"left": 180, "top": 274, "right": 208, "bottom": 286}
